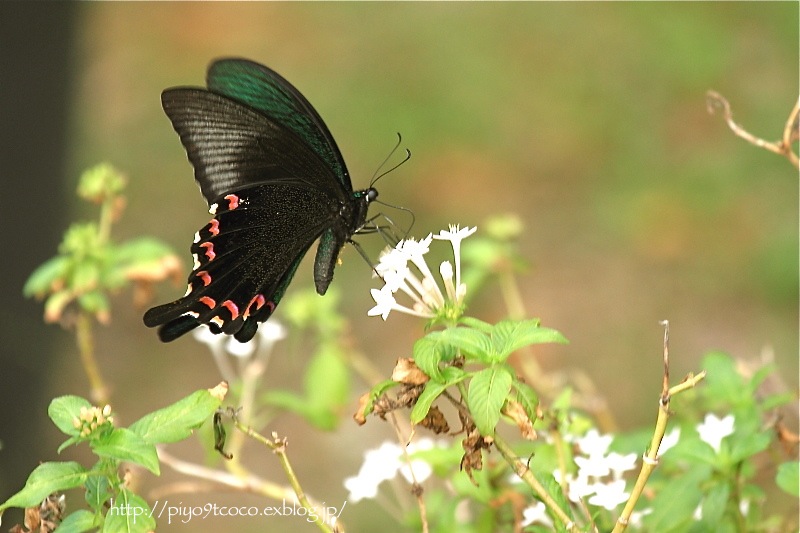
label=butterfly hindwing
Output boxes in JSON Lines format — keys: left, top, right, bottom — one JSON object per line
{"left": 143, "top": 183, "right": 339, "bottom": 341}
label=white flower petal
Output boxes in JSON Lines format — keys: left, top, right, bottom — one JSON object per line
{"left": 588, "top": 479, "right": 629, "bottom": 510}
{"left": 697, "top": 413, "right": 735, "bottom": 452}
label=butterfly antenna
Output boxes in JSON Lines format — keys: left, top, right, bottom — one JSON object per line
{"left": 369, "top": 133, "right": 412, "bottom": 189}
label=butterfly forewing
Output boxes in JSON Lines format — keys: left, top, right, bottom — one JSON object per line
{"left": 161, "top": 89, "right": 345, "bottom": 204}
{"left": 206, "top": 58, "right": 351, "bottom": 190}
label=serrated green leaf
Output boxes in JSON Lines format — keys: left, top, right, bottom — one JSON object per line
{"left": 776, "top": 461, "right": 799, "bottom": 496}
{"left": 92, "top": 428, "right": 159, "bottom": 475}
{"left": 0, "top": 462, "right": 87, "bottom": 514}
{"left": 57, "top": 509, "right": 98, "bottom": 533}
{"left": 491, "top": 319, "right": 568, "bottom": 362}
{"left": 128, "top": 388, "right": 221, "bottom": 445}
{"left": 467, "top": 365, "right": 513, "bottom": 435}
{"left": 458, "top": 316, "right": 493, "bottom": 333}
{"left": 439, "top": 327, "right": 494, "bottom": 362}
{"left": 49, "top": 396, "right": 92, "bottom": 436}
{"left": 103, "top": 489, "right": 155, "bottom": 533}
{"left": 414, "top": 335, "right": 444, "bottom": 381}
{"left": 439, "top": 365, "right": 468, "bottom": 384}
{"left": 23, "top": 256, "right": 69, "bottom": 297}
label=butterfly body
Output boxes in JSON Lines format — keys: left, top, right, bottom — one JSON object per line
{"left": 144, "top": 59, "right": 376, "bottom": 343}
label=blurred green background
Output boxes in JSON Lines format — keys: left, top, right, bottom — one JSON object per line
{"left": 1, "top": 3, "right": 797, "bottom": 531}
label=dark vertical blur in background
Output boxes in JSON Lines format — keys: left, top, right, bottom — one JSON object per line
{"left": 1, "top": 4, "right": 797, "bottom": 531}
{"left": 0, "top": 2, "right": 77, "bottom": 526}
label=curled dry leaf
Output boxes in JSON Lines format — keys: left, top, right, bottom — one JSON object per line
{"left": 502, "top": 400, "right": 538, "bottom": 441}
{"left": 391, "top": 358, "right": 430, "bottom": 385}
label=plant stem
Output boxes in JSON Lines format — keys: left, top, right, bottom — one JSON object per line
{"left": 233, "top": 420, "right": 339, "bottom": 533}
{"left": 493, "top": 433, "right": 577, "bottom": 531}
{"left": 76, "top": 311, "right": 108, "bottom": 404}
{"left": 612, "top": 370, "right": 707, "bottom": 532}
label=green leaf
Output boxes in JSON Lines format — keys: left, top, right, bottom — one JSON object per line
{"left": 359, "top": 379, "right": 399, "bottom": 417}
{"left": 776, "top": 461, "right": 799, "bottom": 496}
{"left": 112, "top": 237, "right": 176, "bottom": 264}
{"left": 728, "top": 431, "right": 771, "bottom": 463}
{"left": 410, "top": 381, "right": 450, "bottom": 424}
{"left": 458, "top": 316, "right": 493, "bottom": 333}
{"left": 410, "top": 367, "right": 469, "bottom": 424}
{"left": 23, "top": 256, "right": 69, "bottom": 297}
{"left": 643, "top": 467, "right": 706, "bottom": 532}
{"left": 92, "top": 428, "right": 159, "bottom": 475}
{"left": 72, "top": 262, "right": 101, "bottom": 293}
{"left": 491, "top": 319, "right": 568, "bottom": 362}
{"left": 0, "top": 462, "right": 87, "bottom": 514}
{"left": 538, "top": 472, "right": 574, "bottom": 525}
{"left": 668, "top": 437, "right": 718, "bottom": 467}
{"left": 700, "top": 482, "right": 729, "bottom": 523}
{"left": 128, "top": 388, "right": 221, "bottom": 445}
{"left": 57, "top": 436, "right": 83, "bottom": 454}
{"left": 49, "top": 395, "right": 92, "bottom": 436}
{"left": 467, "top": 365, "right": 513, "bottom": 435}
{"left": 438, "top": 326, "right": 494, "bottom": 362}
{"left": 78, "top": 290, "right": 110, "bottom": 316}
{"left": 760, "top": 391, "right": 794, "bottom": 411}
{"left": 85, "top": 474, "right": 112, "bottom": 512}
{"left": 702, "top": 352, "right": 747, "bottom": 406}
{"left": 103, "top": 489, "right": 155, "bottom": 533}
{"left": 413, "top": 334, "right": 457, "bottom": 382}
{"left": 512, "top": 381, "right": 539, "bottom": 423}
{"left": 57, "top": 509, "right": 98, "bottom": 533}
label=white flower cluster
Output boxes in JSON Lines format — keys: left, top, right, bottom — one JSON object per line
{"left": 343, "top": 438, "right": 445, "bottom": 502}
{"left": 520, "top": 413, "right": 736, "bottom": 528}
{"left": 368, "top": 225, "right": 476, "bottom": 321}
{"left": 192, "top": 320, "right": 287, "bottom": 383}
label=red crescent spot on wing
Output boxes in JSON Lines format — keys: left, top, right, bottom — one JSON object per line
{"left": 222, "top": 300, "right": 240, "bottom": 320}
{"left": 199, "top": 296, "right": 216, "bottom": 309}
{"left": 208, "top": 218, "right": 220, "bottom": 236}
{"left": 199, "top": 242, "right": 215, "bottom": 260}
{"left": 225, "top": 194, "right": 239, "bottom": 210}
{"left": 266, "top": 301, "right": 276, "bottom": 313}
{"left": 243, "top": 294, "right": 265, "bottom": 318}
{"left": 195, "top": 270, "right": 211, "bottom": 286}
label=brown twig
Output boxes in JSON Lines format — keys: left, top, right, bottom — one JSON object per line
{"left": 706, "top": 91, "right": 799, "bottom": 169}
{"left": 612, "top": 321, "right": 707, "bottom": 532}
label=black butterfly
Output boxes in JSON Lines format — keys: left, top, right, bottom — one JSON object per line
{"left": 144, "top": 58, "right": 378, "bottom": 343}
